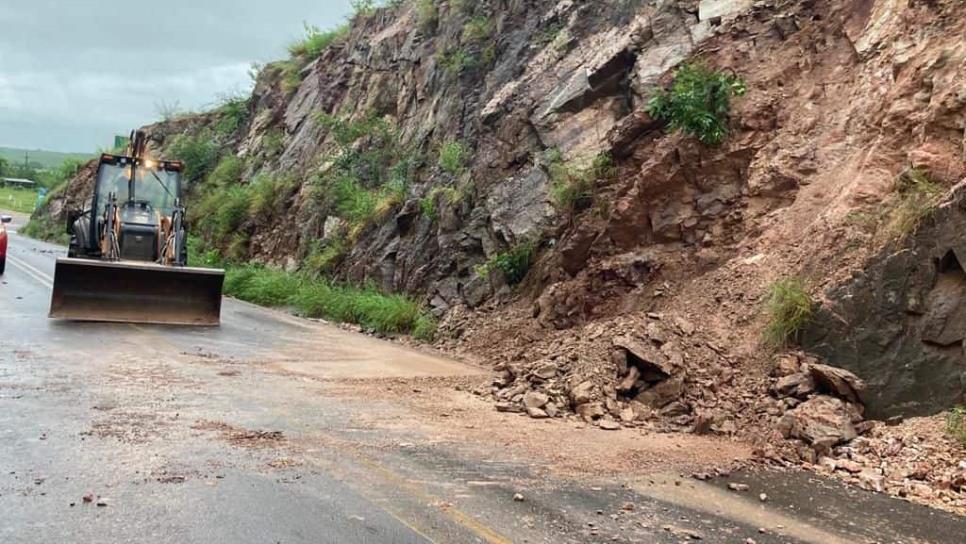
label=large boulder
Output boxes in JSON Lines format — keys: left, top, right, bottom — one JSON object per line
{"left": 778, "top": 396, "right": 859, "bottom": 452}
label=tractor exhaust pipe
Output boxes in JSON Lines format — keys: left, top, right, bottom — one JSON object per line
{"left": 49, "top": 258, "right": 224, "bottom": 326}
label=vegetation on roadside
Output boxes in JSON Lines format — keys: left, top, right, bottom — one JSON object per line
{"left": 947, "top": 406, "right": 966, "bottom": 447}
{"left": 647, "top": 63, "right": 747, "bottom": 145}
{"left": 762, "top": 277, "right": 814, "bottom": 348}
{"left": 224, "top": 265, "right": 436, "bottom": 340}
{"left": 475, "top": 241, "right": 535, "bottom": 285}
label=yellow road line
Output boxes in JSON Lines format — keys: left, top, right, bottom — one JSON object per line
{"left": 6, "top": 255, "right": 53, "bottom": 289}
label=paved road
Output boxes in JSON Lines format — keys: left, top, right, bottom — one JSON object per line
{"left": 1, "top": 213, "right": 963, "bottom": 543}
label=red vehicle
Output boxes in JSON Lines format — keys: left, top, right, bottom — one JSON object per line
{"left": 0, "top": 214, "right": 10, "bottom": 275}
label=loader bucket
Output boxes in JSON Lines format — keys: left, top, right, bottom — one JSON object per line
{"left": 49, "top": 258, "right": 224, "bottom": 326}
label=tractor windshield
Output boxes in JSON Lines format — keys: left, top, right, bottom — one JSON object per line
{"left": 95, "top": 163, "right": 181, "bottom": 216}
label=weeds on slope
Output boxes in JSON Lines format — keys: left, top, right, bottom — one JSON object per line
{"left": 947, "top": 406, "right": 966, "bottom": 447}
{"left": 763, "top": 277, "right": 813, "bottom": 348}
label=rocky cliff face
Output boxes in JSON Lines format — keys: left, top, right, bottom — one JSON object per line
{"left": 36, "top": 0, "right": 966, "bottom": 425}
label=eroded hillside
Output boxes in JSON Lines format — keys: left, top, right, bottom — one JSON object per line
{"left": 32, "top": 0, "right": 966, "bottom": 513}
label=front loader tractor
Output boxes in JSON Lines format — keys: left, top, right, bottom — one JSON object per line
{"left": 49, "top": 131, "right": 225, "bottom": 325}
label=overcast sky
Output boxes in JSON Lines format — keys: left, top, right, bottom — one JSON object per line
{"left": 0, "top": 0, "right": 355, "bottom": 153}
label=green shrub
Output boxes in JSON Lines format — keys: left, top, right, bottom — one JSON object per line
{"left": 763, "top": 277, "right": 814, "bottom": 348}
{"left": 334, "top": 175, "right": 378, "bottom": 225}
{"left": 263, "top": 129, "right": 285, "bottom": 159}
{"left": 438, "top": 141, "right": 468, "bottom": 175}
{"left": 412, "top": 314, "right": 438, "bottom": 342}
{"left": 288, "top": 22, "right": 349, "bottom": 60}
{"left": 462, "top": 16, "right": 493, "bottom": 43}
{"left": 250, "top": 173, "right": 298, "bottom": 217}
{"left": 647, "top": 63, "right": 747, "bottom": 145}
{"left": 476, "top": 241, "right": 535, "bottom": 285}
{"left": 313, "top": 112, "right": 414, "bottom": 234}
{"left": 888, "top": 168, "right": 943, "bottom": 238}
{"left": 225, "top": 265, "right": 303, "bottom": 306}
{"left": 167, "top": 131, "right": 220, "bottom": 182}
{"left": 439, "top": 48, "right": 471, "bottom": 74}
{"left": 419, "top": 197, "right": 438, "bottom": 220}
{"left": 548, "top": 151, "right": 615, "bottom": 213}
{"left": 351, "top": 0, "right": 377, "bottom": 17}
{"left": 304, "top": 238, "right": 346, "bottom": 276}
{"left": 947, "top": 406, "right": 966, "bottom": 447}
{"left": 186, "top": 235, "right": 223, "bottom": 268}
{"left": 207, "top": 155, "right": 244, "bottom": 188}
{"left": 416, "top": 0, "right": 439, "bottom": 33}
{"left": 215, "top": 96, "right": 249, "bottom": 135}
{"left": 279, "top": 59, "right": 303, "bottom": 92}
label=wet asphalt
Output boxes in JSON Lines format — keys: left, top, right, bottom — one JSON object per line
{"left": 1, "top": 214, "right": 964, "bottom": 544}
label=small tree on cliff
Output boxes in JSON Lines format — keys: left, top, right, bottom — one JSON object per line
{"left": 647, "top": 63, "right": 747, "bottom": 145}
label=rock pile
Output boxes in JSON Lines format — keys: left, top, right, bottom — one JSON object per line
{"left": 482, "top": 311, "right": 752, "bottom": 434}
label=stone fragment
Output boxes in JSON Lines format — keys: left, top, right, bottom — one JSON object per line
{"left": 571, "top": 381, "right": 599, "bottom": 406}
{"left": 522, "top": 391, "right": 550, "bottom": 410}
{"left": 613, "top": 335, "right": 674, "bottom": 376}
{"left": 635, "top": 377, "right": 684, "bottom": 409}
{"left": 728, "top": 483, "right": 750, "bottom": 492}
{"left": 858, "top": 470, "right": 885, "bottom": 493}
{"left": 495, "top": 402, "right": 524, "bottom": 414}
{"left": 526, "top": 407, "right": 549, "bottom": 419}
{"left": 773, "top": 372, "right": 815, "bottom": 399}
{"left": 809, "top": 364, "right": 866, "bottom": 404}
{"left": 598, "top": 419, "right": 621, "bottom": 431}
{"left": 532, "top": 363, "right": 558, "bottom": 380}
{"left": 577, "top": 402, "right": 606, "bottom": 421}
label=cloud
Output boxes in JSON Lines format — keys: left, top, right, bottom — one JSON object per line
{"left": 0, "top": 0, "right": 354, "bottom": 152}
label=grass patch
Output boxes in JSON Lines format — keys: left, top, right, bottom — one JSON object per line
{"left": 647, "top": 63, "right": 746, "bottom": 145}
{"left": 304, "top": 238, "right": 346, "bottom": 276}
{"left": 0, "top": 186, "right": 39, "bottom": 214}
{"left": 947, "top": 406, "right": 966, "bottom": 447}
{"left": 215, "top": 95, "right": 249, "bottom": 136}
{"left": 288, "top": 22, "right": 349, "bottom": 60}
{"left": 313, "top": 111, "right": 416, "bottom": 235}
{"left": 763, "top": 277, "right": 814, "bottom": 348}
{"left": 416, "top": 0, "right": 439, "bottom": 33}
{"left": 547, "top": 151, "right": 615, "bottom": 214}
{"left": 438, "top": 48, "right": 472, "bottom": 75}
{"left": 250, "top": 172, "right": 299, "bottom": 217}
{"left": 438, "top": 141, "right": 468, "bottom": 175}
{"left": 476, "top": 241, "right": 535, "bottom": 285}
{"left": 888, "top": 168, "right": 943, "bottom": 238}
{"left": 224, "top": 265, "right": 436, "bottom": 339}
{"left": 462, "top": 16, "right": 493, "bottom": 43}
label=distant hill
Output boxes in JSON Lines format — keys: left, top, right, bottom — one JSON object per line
{"left": 0, "top": 147, "right": 94, "bottom": 171}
